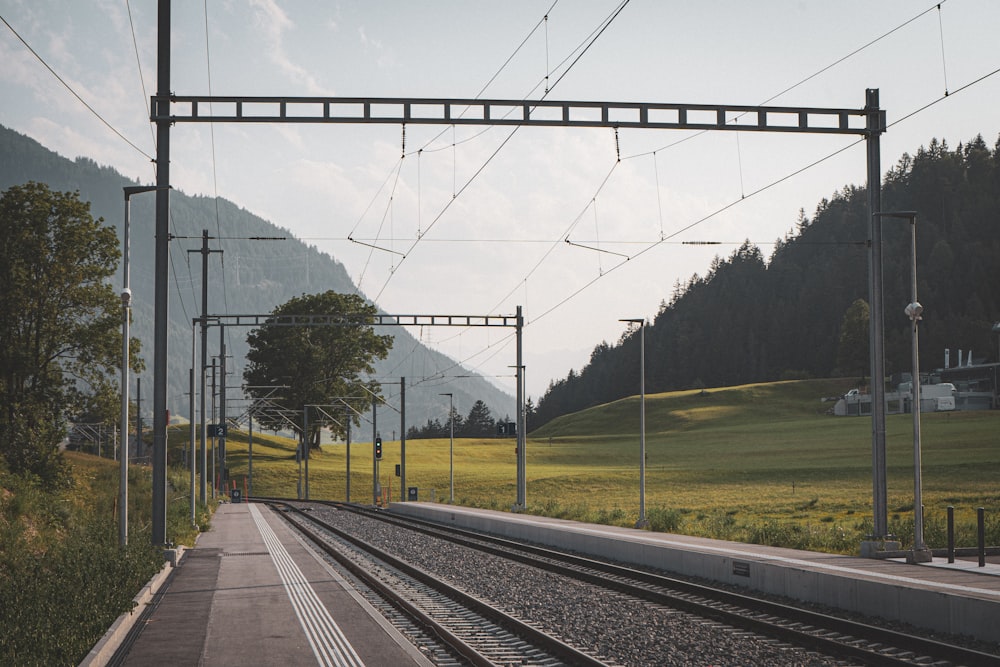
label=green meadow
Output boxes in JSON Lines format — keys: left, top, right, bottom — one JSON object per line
{"left": 196, "top": 378, "right": 999, "bottom": 555}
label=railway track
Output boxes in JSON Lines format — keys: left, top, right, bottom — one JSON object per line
{"left": 269, "top": 499, "right": 1000, "bottom": 667}
{"left": 271, "top": 501, "right": 608, "bottom": 666}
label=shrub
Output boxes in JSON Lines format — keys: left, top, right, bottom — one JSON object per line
{"left": 0, "top": 514, "right": 161, "bottom": 666}
{"left": 645, "top": 506, "right": 682, "bottom": 533}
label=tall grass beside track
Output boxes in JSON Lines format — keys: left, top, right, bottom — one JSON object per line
{"left": 217, "top": 378, "right": 999, "bottom": 555}
{"left": 0, "top": 444, "right": 211, "bottom": 666}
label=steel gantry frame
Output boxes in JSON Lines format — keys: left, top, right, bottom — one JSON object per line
{"left": 150, "top": 0, "right": 889, "bottom": 550}
{"left": 194, "top": 309, "right": 526, "bottom": 512}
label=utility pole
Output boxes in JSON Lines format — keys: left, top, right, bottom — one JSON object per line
{"left": 187, "top": 231, "right": 222, "bottom": 505}
{"left": 151, "top": 0, "right": 171, "bottom": 546}
{"left": 400, "top": 377, "right": 406, "bottom": 500}
{"left": 863, "top": 89, "right": 895, "bottom": 555}
{"left": 372, "top": 395, "right": 378, "bottom": 506}
{"left": 219, "top": 327, "right": 228, "bottom": 495}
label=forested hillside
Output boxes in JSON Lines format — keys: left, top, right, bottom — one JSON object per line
{"left": 0, "top": 125, "right": 513, "bottom": 431}
{"left": 533, "top": 135, "right": 1000, "bottom": 428}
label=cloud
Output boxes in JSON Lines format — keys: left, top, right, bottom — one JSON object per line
{"left": 248, "top": 0, "right": 332, "bottom": 96}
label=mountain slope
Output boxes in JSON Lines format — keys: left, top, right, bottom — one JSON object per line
{"left": 0, "top": 124, "right": 513, "bottom": 432}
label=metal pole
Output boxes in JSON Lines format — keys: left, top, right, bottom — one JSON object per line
{"left": 248, "top": 408, "right": 254, "bottom": 498}
{"left": 639, "top": 321, "right": 647, "bottom": 528}
{"left": 905, "top": 213, "right": 930, "bottom": 561}
{"left": 946, "top": 506, "right": 955, "bottom": 564}
{"left": 400, "top": 377, "right": 406, "bottom": 501}
{"left": 515, "top": 305, "right": 526, "bottom": 510}
{"left": 978, "top": 507, "right": 986, "bottom": 567}
{"left": 304, "top": 405, "right": 310, "bottom": 500}
{"left": 372, "top": 396, "right": 378, "bottom": 506}
{"left": 440, "top": 393, "right": 453, "bottom": 503}
{"left": 119, "top": 193, "right": 132, "bottom": 548}
{"left": 151, "top": 0, "right": 171, "bottom": 547}
{"left": 865, "top": 88, "right": 890, "bottom": 547}
{"left": 620, "top": 319, "right": 647, "bottom": 527}
{"left": 345, "top": 410, "right": 351, "bottom": 502}
{"left": 219, "top": 328, "right": 227, "bottom": 493}
{"left": 189, "top": 319, "right": 196, "bottom": 527}
{"left": 188, "top": 365, "right": 195, "bottom": 528}
{"left": 121, "top": 185, "right": 159, "bottom": 548}
{"left": 449, "top": 394, "right": 454, "bottom": 503}
{"left": 210, "top": 358, "right": 216, "bottom": 498}
{"left": 198, "top": 231, "right": 209, "bottom": 505}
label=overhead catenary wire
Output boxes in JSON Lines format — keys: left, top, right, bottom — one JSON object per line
{"left": 495, "top": 1, "right": 984, "bottom": 333}
{"left": 525, "top": 62, "right": 1000, "bottom": 329}
{"left": 0, "top": 13, "right": 155, "bottom": 161}
{"left": 202, "top": 0, "right": 236, "bottom": 354}
{"left": 367, "top": 0, "right": 923, "bottom": 374}
{"left": 368, "top": 0, "right": 633, "bottom": 307}
{"left": 1, "top": 8, "right": 203, "bottom": 323}
{"left": 628, "top": 0, "right": 952, "bottom": 162}
{"left": 937, "top": 2, "right": 950, "bottom": 96}
{"left": 125, "top": 0, "right": 156, "bottom": 152}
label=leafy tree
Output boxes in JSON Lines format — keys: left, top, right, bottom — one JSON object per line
{"left": 0, "top": 182, "right": 135, "bottom": 483}
{"left": 242, "top": 291, "right": 392, "bottom": 447}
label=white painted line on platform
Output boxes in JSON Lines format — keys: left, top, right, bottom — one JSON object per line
{"left": 251, "top": 504, "right": 365, "bottom": 667}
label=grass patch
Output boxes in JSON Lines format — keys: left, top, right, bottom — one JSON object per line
{"left": 215, "top": 379, "right": 998, "bottom": 555}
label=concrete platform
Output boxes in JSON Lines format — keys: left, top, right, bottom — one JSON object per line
{"left": 388, "top": 501, "right": 1000, "bottom": 646}
{"left": 109, "top": 503, "right": 431, "bottom": 667}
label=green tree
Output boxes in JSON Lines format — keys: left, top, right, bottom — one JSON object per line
{"left": 0, "top": 182, "right": 133, "bottom": 483}
{"left": 463, "top": 399, "right": 495, "bottom": 437}
{"left": 242, "top": 291, "right": 393, "bottom": 447}
{"left": 836, "top": 298, "right": 870, "bottom": 381}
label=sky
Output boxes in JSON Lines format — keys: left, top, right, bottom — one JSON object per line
{"left": 2, "top": 0, "right": 999, "bottom": 400}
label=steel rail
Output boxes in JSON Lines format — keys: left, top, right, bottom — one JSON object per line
{"left": 333, "top": 501, "right": 1000, "bottom": 667}
{"left": 266, "top": 500, "right": 609, "bottom": 667}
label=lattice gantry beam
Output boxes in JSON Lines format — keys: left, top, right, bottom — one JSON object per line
{"left": 152, "top": 96, "right": 880, "bottom": 136}
{"left": 202, "top": 313, "right": 522, "bottom": 328}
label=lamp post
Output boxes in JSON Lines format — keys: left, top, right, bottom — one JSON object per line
{"left": 620, "top": 318, "right": 647, "bottom": 528}
{"left": 876, "top": 211, "right": 931, "bottom": 563}
{"left": 119, "top": 185, "right": 158, "bottom": 548}
{"left": 440, "top": 393, "right": 454, "bottom": 503}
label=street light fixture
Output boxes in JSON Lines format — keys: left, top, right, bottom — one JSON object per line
{"left": 620, "top": 318, "right": 647, "bottom": 528}
{"left": 875, "top": 211, "right": 931, "bottom": 563}
{"left": 119, "top": 185, "right": 160, "bottom": 548}
{"left": 440, "top": 393, "right": 454, "bottom": 503}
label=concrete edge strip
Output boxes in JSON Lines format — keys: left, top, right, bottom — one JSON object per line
{"left": 419, "top": 505, "right": 1000, "bottom": 599}
{"left": 79, "top": 546, "right": 187, "bottom": 667}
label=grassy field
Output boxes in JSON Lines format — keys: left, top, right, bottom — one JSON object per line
{"left": 197, "top": 378, "right": 999, "bottom": 555}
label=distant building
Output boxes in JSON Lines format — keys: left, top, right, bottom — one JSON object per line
{"left": 835, "top": 360, "right": 999, "bottom": 416}
{"left": 936, "top": 362, "right": 999, "bottom": 411}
